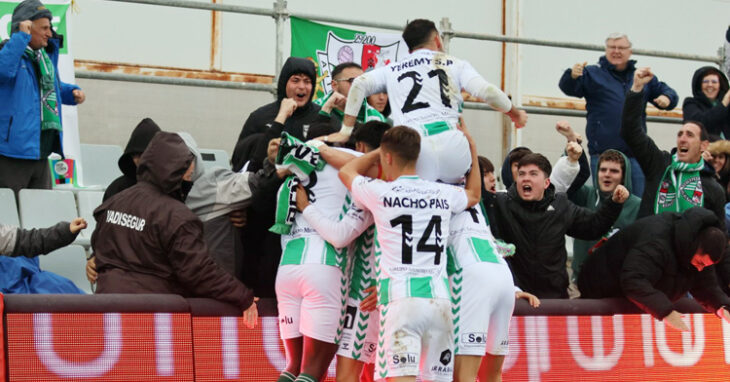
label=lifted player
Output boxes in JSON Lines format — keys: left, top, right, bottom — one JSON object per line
{"left": 339, "top": 125, "right": 481, "bottom": 382}
{"left": 330, "top": 19, "right": 527, "bottom": 183}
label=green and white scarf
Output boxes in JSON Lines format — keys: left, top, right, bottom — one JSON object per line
{"left": 654, "top": 154, "right": 704, "bottom": 214}
{"left": 25, "top": 47, "right": 61, "bottom": 132}
{"left": 270, "top": 133, "right": 325, "bottom": 234}
{"left": 314, "top": 92, "right": 386, "bottom": 123}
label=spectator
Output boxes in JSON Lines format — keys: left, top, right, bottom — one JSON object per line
{"left": 492, "top": 153, "right": 629, "bottom": 298}
{"left": 89, "top": 131, "right": 287, "bottom": 292}
{"left": 559, "top": 33, "right": 678, "bottom": 197}
{"left": 725, "top": 26, "right": 730, "bottom": 80}
{"left": 314, "top": 62, "right": 386, "bottom": 130}
{"left": 569, "top": 149, "right": 641, "bottom": 282}
{"left": 682, "top": 66, "right": 730, "bottom": 140}
{"left": 0, "top": 218, "right": 86, "bottom": 258}
{"left": 103, "top": 118, "right": 161, "bottom": 201}
{"left": 0, "top": 218, "right": 87, "bottom": 294}
{"left": 621, "top": 68, "right": 726, "bottom": 225}
{"left": 367, "top": 92, "right": 391, "bottom": 121}
{"left": 91, "top": 132, "right": 258, "bottom": 326}
{"left": 708, "top": 140, "right": 730, "bottom": 200}
{"left": 499, "top": 122, "right": 590, "bottom": 195}
{"left": 0, "top": 0, "right": 85, "bottom": 193}
{"left": 578, "top": 207, "right": 730, "bottom": 332}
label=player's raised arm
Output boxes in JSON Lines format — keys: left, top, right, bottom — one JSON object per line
{"left": 464, "top": 75, "right": 528, "bottom": 128}
{"left": 458, "top": 120, "right": 482, "bottom": 207}
{"left": 339, "top": 149, "right": 380, "bottom": 190}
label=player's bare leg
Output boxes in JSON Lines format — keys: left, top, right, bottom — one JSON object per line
{"left": 335, "top": 356, "right": 365, "bottom": 382}
{"left": 278, "top": 337, "right": 303, "bottom": 381}
{"left": 299, "top": 336, "right": 338, "bottom": 381}
{"left": 477, "top": 353, "right": 506, "bottom": 382}
{"left": 453, "top": 354, "right": 483, "bottom": 382}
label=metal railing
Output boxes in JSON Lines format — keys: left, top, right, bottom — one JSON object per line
{"left": 98, "top": 0, "right": 721, "bottom": 124}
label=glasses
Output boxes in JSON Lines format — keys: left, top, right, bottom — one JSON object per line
{"left": 334, "top": 77, "right": 357, "bottom": 84}
{"left": 606, "top": 45, "right": 630, "bottom": 51}
{"left": 703, "top": 79, "right": 720, "bottom": 84}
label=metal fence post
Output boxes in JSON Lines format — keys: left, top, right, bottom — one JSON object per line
{"left": 273, "top": 0, "right": 288, "bottom": 89}
{"left": 440, "top": 17, "right": 453, "bottom": 53}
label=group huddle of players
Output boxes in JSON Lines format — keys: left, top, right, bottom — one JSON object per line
{"left": 274, "top": 19, "right": 531, "bottom": 382}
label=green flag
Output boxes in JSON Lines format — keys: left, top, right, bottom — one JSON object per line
{"left": 290, "top": 16, "right": 406, "bottom": 100}
{"left": 1, "top": 1, "right": 71, "bottom": 54}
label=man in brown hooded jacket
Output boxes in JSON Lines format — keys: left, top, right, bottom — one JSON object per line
{"left": 91, "top": 132, "right": 257, "bottom": 326}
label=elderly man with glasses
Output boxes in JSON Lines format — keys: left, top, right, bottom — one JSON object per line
{"left": 559, "top": 32, "right": 678, "bottom": 198}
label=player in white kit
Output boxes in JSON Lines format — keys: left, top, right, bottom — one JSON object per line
{"left": 339, "top": 125, "right": 482, "bottom": 382}
{"left": 274, "top": 141, "right": 362, "bottom": 382}
{"left": 447, "top": 205, "right": 518, "bottom": 382}
{"left": 298, "top": 122, "right": 390, "bottom": 382}
{"left": 329, "top": 19, "right": 527, "bottom": 184}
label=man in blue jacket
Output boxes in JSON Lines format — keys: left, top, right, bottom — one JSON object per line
{"left": 0, "top": 0, "right": 85, "bottom": 193}
{"left": 559, "top": 33, "right": 677, "bottom": 198}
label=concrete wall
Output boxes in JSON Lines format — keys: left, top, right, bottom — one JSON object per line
{"left": 69, "top": 0, "right": 716, "bottom": 175}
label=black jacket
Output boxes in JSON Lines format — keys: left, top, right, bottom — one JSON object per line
{"left": 103, "top": 118, "right": 161, "bottom": 201}
{"left": 233, "top": 57, "right": 326, "bottom": 173}
{"left": 621, "top": 89, "right": 727, "bottom": 224}
{"left": 577, "top": 208, "right": 730, "bottom": 320}
{"left": 682, "top": 66, "right": 730, "bottom": 139}
{"left": 494, "top": 184, "right": 622, "bottom": 298}
{"left": 237, "top": 56, "right": 323, "bottom": 141}
{"left": 93, "top": 132, "right": 254, "bottom": 310}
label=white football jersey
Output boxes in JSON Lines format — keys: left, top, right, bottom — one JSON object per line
{"left": 447, "top": 205, "right": 507, "bottom": 271}
{"left": 280, "top": 148, "right": 360, "bottom": 267}
{"left": 361, "top": 49, "right": 481, "bottom": 135}
{"left": 351, "top": 175, "right": 468, "bottom": 304}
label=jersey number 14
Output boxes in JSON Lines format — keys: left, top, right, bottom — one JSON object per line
{"left": 389, "top": 214, "right": 443, "bottom": 265}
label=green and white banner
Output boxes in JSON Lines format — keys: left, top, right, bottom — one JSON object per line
{"left": 0, "top": 0, "right": 70, "bottom": 53}
{"left": 291, "top": 16, "right": 407, "bottom": 100}
{"left": 0, "top": 0, "right": 81, "bottom": 174}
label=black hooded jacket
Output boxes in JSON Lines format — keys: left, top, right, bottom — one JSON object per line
{"left": 103, "top": 118, "right": 161, "bottom": 201}
{"left": 682, "top": 66, "right": 730, "bottom": 139}
{"left": 577, "top": 208, "right": 730, "bottom": 320}
{"left": 233, "top": 57, "right": 326, "bottom": 173}
{"left": 493, "top": 184, "right": 622, "bottom": 298}
{"left": 92, "top": 132, "right": 255, "bottom": 310}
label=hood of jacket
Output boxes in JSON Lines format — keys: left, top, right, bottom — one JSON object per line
{"left": 118, "top": 118, "right": 161, "bottom": 178}
{"left": 593, "top": 149, "right": 633, "bottom": 200}
{"left": 500, "top": 146, "right": 531, "bottom": 189}
{"left": 672, "top": 207, "right": 721, "bottom": 269}
{"left": 176, "top": 132, "right": 205, "bottom": 182}
{"left": 136, "top": 132, "right": 194, "bottom": 195}
{"left": 690, "top": 66, "right": 729, "bottom": 106}
{"left": 277, "top": 57, "right": 317, "bottom": 102}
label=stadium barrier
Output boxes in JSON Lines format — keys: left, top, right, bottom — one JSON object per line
{"left": 2, "top": 294, "right": 729, "bottom": 381}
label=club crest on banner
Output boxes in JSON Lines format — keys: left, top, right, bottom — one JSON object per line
{"left": 315, "top": 32, "right": 403, "bottom": 95}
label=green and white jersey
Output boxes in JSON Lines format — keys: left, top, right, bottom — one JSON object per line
{"left": 314, "top": 91, "right": 387, "bottom": 124}
{"left": 351, "top": 175, "right": 468, "bottom": 305}
{"left": 302, "top": 197, "right": 377, "bottom": 299}
{"left": 279, "top": 148, "right": 360, "bottom": 268}
{"left": 446, "top": 205, "right": 507, "bottom": 275}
